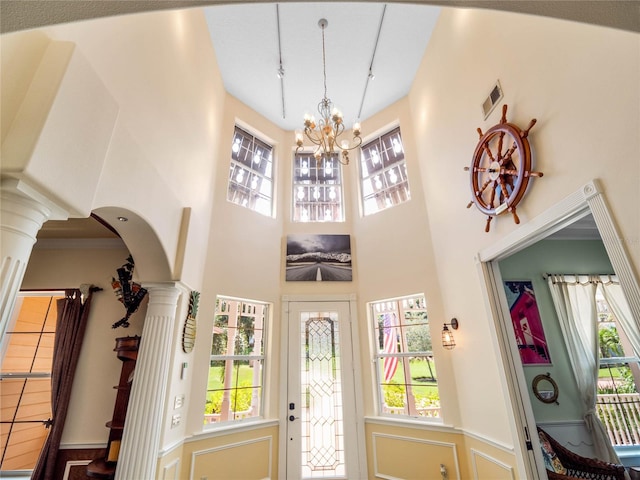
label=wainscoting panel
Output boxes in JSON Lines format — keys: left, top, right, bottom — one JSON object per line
{"left": 190, "top": 435, "right": 272, "bottom": 480}
{"left": 372, "top": 433, "right": 460, "bottom": 480}
{"left": 161, "top": 457, "right": 181, "bottom": 480}
{"left": 62, "top": 460, "right": 92, "bottom": 480}
{"left": 470, "top": 448, "right": 515, "bottom": 480}
{"left": 54, "top": 447, "right": 106, "bottom": 480}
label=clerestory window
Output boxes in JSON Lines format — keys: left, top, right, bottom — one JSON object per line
{"left": 371, "top": 294, "right": 441, "bottom": 420}
{"left": 359, "top": 126, "right": 410, "bottom": 216}
{"left": 227, "top": 126, "right": 274, "bottom": 217}
{"left": 292, "top": 152, "right": 344, "bottom": 222}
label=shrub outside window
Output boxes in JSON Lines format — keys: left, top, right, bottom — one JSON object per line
{"left": 360, "top": 127, "right": 410, "bottom": 215}
{"left": 292, "top": 152, "right": 344, "bottom": 222}
{"left": 371, "top": 294, "right": 441, "bottom": 420}
{"left": 596, "top": 288, "right": 640, "bottom": 447}
{"left": 227, "top": 126, "right": 274, "bottom": 217}
{"left": 205, "top": 297, "right": 267, "bottom": 426}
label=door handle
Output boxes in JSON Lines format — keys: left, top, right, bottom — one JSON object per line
{"left": 289, "top": 415, "right": 299, "bottom": 422}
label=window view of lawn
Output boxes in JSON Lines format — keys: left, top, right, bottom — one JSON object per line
{"left": 380, "top": 357, "right": 440, "bottom": 413}
{"left": 205, "top": 298, "right": 267, "bottom": 425}
{"left": 372, "top": 294, "right": 441, "bottom": 419}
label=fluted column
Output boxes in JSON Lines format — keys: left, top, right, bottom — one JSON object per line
{"left": 0, "top": 183, "right": 58, "bottom": 339}
{"left": 115, "top": 283, "right": 180, "bottom": 480}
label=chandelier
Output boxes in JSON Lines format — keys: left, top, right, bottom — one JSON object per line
{"left": 295, "top": 18, "right": 362, "bottom": 165}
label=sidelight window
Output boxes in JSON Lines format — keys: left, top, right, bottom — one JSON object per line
{"left": 371, "top": 294, "right": 441, "bottom": 420}
{"left": 205, "top": 297, "right": 268, "bottom": 426}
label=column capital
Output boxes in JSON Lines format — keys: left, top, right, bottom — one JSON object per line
{"left": 1, "top": 177, "right": 69, "bottom": 220}
{"left": 142, "top": 282, "right": 181, "bottom": 305}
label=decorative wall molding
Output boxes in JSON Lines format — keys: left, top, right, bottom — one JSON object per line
{"left": 470, "top": 448, "right": 515, "bottom": 480}
{"left": 59, "top": 443, "right": 107, "bottom": 450}
{"left": 371, "top": 432, "right": 460, "bottom": 480}
{"left": 158, "top": 437, "right": 185, "bottom": 457}
{"left": 461, "top": 428, "right": 516, "bottom": 454}
{"left": 190, "top": 435, "right": 273, "bottom": 480}
{"left": 188, "top": 419, "right": 279, "bottom": 443}
{"left": 161, "top": 458, "right": 181, "bottom": 480}
{"left": 62, "top": 460, "right": 91, "bottom": 480}
{"left": 364, "top": 415, "right": 459, "bottom": 434}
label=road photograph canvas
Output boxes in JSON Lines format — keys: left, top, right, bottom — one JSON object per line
{"left": 285, "top": 234, "right": 352, "bottom": 282}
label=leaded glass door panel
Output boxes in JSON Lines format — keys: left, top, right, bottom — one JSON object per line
{"left": 286, "top": 302, "right": 360, "bottom": 479}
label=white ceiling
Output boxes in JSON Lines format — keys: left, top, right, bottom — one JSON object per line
{"left": 203, "top": 3, "right": 441, "bottom": 131}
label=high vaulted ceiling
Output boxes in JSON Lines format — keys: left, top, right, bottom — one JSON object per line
{"left": 5, "top": 1, "right": 630, "bottom": 242}
{"left": 203, "top": 3, "right": 440, "bottom": 131}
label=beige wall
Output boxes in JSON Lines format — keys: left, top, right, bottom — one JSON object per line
{"left": 1, "top": 6, "right": 227, "bottom": 287}
{"left": 3, "top": 3, "right": 639, "bottom": 480}
{"left": 175, "top": 424, "right": 279, "bottom": 480}
{"left": 20, "top": 242, "right": 146, "bottom": 446}
{"left": 409, "top": 6, "right": 640, "bottom": 447}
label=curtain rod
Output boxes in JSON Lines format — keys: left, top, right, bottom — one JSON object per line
{"left": 543, "top": 273, "right": 618, "bottom": 285}
{"left": 543, "top": 273, "right": 616, "bottom": 279}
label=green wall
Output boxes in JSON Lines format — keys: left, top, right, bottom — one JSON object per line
{"left": 498, "top": 239, "right": 614, "bottom": 422}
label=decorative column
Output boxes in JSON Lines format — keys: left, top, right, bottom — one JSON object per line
{"left": 0, "top": 180, "right": 65, "bottom": 339}
{"left": 115, "top": 283, "right": 180, "bottom": 480}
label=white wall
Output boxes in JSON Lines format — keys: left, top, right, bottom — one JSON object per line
{"left": 409, "top": 7, "right": 640, "bottom": 444}
{"left": 21, "top": 242, "right": 146, "bottom": 446}
{"left": 4, "top": 7, "right": 227, "bottom": 287}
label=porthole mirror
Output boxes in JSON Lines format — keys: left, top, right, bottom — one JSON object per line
{"left": 532, "top": 373, "right": 559, "bottom": 405}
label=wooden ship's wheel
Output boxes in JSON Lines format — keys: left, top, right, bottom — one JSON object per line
{"left": 465, "top": 104, "right": 543, "bottom": 232}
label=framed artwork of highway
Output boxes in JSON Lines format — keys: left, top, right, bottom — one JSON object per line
{"left": 285, "top": 234, "right": 352, "bottom": 281}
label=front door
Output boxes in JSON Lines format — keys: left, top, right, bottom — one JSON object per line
{"left": 285, "top": 301, "right": 362, "bottom": 479}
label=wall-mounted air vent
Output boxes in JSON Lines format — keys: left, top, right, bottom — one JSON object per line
{"left": 482, "top": 81, "right": 503, "bottom": 119}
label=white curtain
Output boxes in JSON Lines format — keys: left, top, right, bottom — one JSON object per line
{"left": 600, "top": 277, "right": 640, "bottom": 358}
{"left": 547, "top": 274, "right": 621, "bottom": 463}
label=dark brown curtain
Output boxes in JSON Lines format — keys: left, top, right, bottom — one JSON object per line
{"left": 32, "top": 286, "right": 100, "bottom": 480}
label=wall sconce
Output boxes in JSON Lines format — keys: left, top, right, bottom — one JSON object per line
{"left": 442, "top": 318, "right": 459, "bottom": 350}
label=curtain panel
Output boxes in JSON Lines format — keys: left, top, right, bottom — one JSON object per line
{"left": 32, "top": 286, "right": 100, "bottom": 480}
{"left": 546, "top": 274, "right": 621, "bottom": 464}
